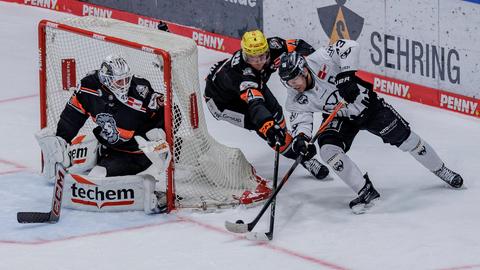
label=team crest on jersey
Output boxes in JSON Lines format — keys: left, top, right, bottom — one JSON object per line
{"left": 96, "top": 113, "right": 120, "bottom": 144}
{"left": 136, "top": 85, "right": 148, "bottom": 98}
{"left": 295, "top": 94, "right": 309, "bottom": 105}
{"left": 242, "top": 67, "right": 254, "bottom": 77}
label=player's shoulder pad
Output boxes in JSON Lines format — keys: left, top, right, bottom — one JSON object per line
{"left": 77, "top": 71, "right": 102, "bottom": 96}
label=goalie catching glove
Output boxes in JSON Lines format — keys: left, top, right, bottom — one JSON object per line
{"left": 134, "top": 128, "right": 172, "bottom": 175}
{"left": 292, "top": 133, "right": 317, "bottom": 161}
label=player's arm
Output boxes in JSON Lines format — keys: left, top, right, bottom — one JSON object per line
{"left": 56, "top": 83, "right": 90, "bottom": 142}
{"left": 329, "top": 39, "right": 362, "bottom": 104}
{"left": 268, "top": 37, "right": 315, "bottom": 56}
{"left": 37, "top": 83, "right": 89, "bottom": 182}
{"left": 236, "top": 78, "right": 285, "bottom": 146}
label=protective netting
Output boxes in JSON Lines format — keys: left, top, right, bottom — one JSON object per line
{"left": 41, "top": 17, "right": 267, "bottom": 210}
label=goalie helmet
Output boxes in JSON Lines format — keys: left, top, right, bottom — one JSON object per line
{"left": 98, "top": 55, "right": 132, "bottom": 103}
{"left": 278, "top": 52, "right": 308, "bottom": 83}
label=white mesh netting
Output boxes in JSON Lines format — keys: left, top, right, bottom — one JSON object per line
{"left": 41, "top": 17, "right": 268, "bottom": 210}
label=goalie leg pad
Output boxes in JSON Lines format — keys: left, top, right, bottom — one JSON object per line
{"left": 35, "top": 128, "right": 70, "bottom": 183}
{"left": 63, "top": 173, "right": 164, "bottom": 214}
{"left": 319, "top": 144, "right": 364, "bottom": 193}
{"left": 398, "top": 131, "right": 443, "bottom": 172}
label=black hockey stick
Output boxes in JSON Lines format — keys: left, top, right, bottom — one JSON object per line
{"left": 247, "top": 141, "right": 281, "bottom": 241}
{"left": 225, "top": 101, "right": 345, "bottom": 235}
{"left": 17, "top": 163, "right": 66, "bottom": 223}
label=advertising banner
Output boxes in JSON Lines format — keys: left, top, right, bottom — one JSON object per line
{"left": 79, "top": 0, "right": 262, "bottom": 39}
{"left": 264, "top": 0, "right": 480, "bottom": 118}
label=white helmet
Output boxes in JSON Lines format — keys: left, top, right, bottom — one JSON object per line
{"left": 98, "top": 55, "right": 132, "bottom": 103}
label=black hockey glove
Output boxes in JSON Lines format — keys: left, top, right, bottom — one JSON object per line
{"left": 335, "top": 71, "right": 360, "bottom": 104}
{"left": 292, "top": 133, "right": 317, "bottom": 161}
{"left": 261, "top": 120, "right": 286, "bottom": 147}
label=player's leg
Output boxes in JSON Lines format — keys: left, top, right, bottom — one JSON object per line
{"left": 317, "top": 117, "right": 380, "bottom": 214}
{"left": 365, "top": 98, "right": 463, "bottom": 188}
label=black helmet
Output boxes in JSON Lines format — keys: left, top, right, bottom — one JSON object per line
{"left": 278, "top": 52, "right": 307, "bottom": 82}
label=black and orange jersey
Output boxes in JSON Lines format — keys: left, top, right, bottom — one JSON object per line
{"left": 56, "top": 70, "right": 165, "bottom": 153}
{"left": 205, "top": 37, "right": 314, "bottom": 130}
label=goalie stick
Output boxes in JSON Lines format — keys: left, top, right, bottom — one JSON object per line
{"left": 17, "top": 163, "right": 66, "bottom": 223}
{"left": 225, "top": 101, "right": 345, "bottom": 237}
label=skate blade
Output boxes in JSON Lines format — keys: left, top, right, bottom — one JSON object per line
{"left": 351, "top": 198, "right": 379, "bottom": 215}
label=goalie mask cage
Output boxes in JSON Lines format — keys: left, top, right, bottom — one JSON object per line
{"left": 39, "top": 17, "right": 270, "bottom": 212}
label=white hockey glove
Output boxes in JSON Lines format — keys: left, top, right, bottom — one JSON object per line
{"left": 35, "top": 128, "right": 70, "bottom": 183}
{"left": 134, "top": 128, "right": 172, "bottom": 175}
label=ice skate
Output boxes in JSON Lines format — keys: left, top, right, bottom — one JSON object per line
{"left": 301, "top": 158, "right": 330, "bottom": 180}
{"left": 434, "top": 164, "right": 463, "bottom": 188}
{"left": 349, "top": 174, "right": 380, "bottom": 214}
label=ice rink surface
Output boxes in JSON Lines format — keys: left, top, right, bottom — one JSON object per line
{"left": 0, "top": 2, "right": 479, "bottom": 270}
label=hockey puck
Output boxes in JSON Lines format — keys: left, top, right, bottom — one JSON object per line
{"left": 236, "top": 220, "right": 244, "bottom": 224}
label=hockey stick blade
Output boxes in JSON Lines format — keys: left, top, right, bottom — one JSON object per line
{"left": 246, "top": 231, "right": 271, "bottom": 241}
{"left": 225, "top": 220, "right": 250, "bottom": 233}
{"left": 17, "top": 163, "right": 66, "bottom": 224}
{"left": 17, "top": 212, "right": 57, "bottom": 224}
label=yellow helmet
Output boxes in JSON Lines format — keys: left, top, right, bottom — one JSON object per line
{"left": 241, "top": 30, "right": 269, "bottom": 57}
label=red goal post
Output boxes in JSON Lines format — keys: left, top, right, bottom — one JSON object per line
{"left": 38, "top": 17, "right": 270, "bottom": 212}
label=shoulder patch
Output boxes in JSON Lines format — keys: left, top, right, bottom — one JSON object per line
{"left": 269, "top": 38, "right": 283, "bottom": 49}
{"left": 239, "top": 81, "right": 259, "bottom": 92}
{"left": 136, "top": 85, "right": 149, "bottom": 98}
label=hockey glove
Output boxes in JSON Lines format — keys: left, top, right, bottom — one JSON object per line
{"left": 35, "top": 128, "right": 70, "bottom": 183}
{"left": 292, "top": 133, "right": 317, "bottom": 161}
{"left": 135, "top": 128, "right": 172, "bottom": 175}
{"left": 335, "top": 71, "right": 360, "bottom": 104}
{"left": 260, "top": 120, "right": 286, "bottom": 147}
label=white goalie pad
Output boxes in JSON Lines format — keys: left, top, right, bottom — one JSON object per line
{"left": 68, "top": 134, "right": 99, "bottom": 174}
{"left": 35, "top": 128, "right": 70, "bottom": 183}
{"left": 134, "top": 128, "right": 172, "bottom": 175}
{"left": 63, "top": 173, "right": 163, "bottom": 214}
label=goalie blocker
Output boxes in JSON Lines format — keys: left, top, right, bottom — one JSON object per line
{"left": 35, "top": 128, "right": 169, "bottom": 214}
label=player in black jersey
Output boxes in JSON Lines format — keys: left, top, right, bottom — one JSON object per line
{"left": 204, "top": 30, "right": 329, "bottom": 180}
{"left": 56, "top": 55, "right": 170, "bottom": 177}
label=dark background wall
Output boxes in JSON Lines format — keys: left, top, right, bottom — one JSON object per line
{"left": 81, "top": 0, "right": 262, "bottom": 38}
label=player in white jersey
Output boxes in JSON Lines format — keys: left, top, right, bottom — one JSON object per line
{"left": 278, "top": 39, "right": 464, "bottom": 214}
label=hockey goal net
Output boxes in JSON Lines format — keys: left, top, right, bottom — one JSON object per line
{"left": 39, "top": 17, "right": 270, "bottom": 211}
